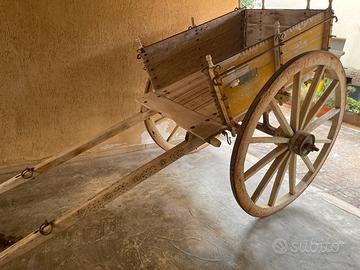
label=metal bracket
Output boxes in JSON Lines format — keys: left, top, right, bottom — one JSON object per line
{"left": 188, "top": 17, "right": 196, "bottom": 29}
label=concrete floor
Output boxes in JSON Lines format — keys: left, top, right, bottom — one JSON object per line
{"left": 248, "top": 121, "right": 360, "bottom": 209}
{"left": 0, "top": 126, "right": 360, "bottom": 269}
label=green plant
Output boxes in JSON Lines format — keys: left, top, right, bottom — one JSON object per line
{"left": 241, "top": 0, "right": 255, "bottom": 8}
{"left": 348, "top": 85, "right": 356, "bottom": 95}
{"left": 347, "top": 96, "right": 360, "bottom": 114}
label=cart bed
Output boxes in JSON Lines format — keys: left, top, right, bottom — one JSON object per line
{"left": 139, "top": 7, "right": 333, "bottom": 139}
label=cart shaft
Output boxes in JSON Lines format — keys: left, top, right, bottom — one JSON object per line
{"left": 0, "top": 110, "right": 156, "bottom": 196}
{"left": 0, "top": 136, "right": 204, "bottom": 267}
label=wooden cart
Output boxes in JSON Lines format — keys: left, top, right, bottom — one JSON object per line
{"left": 0, "top": 0, "right": 346, "bottom": 266}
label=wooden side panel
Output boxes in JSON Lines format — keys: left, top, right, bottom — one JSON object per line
{"left": 221, "top": 44, "right": 275, "bottom": 119}
{"left": 281, "top": 11, "right": 328, "bottom": 64}
{"left": 212, "top": 9, "right": 331, "bottom": 120}
{"left": 245, "top": 9, "right": 322, "bottom": 47}
{"left": 140, "top": 9, "right": 246, "bottom": 90}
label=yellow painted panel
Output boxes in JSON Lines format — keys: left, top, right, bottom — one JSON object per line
{"left": 218, "top": 39, "right": 273, "bottom": 74}
{"left": 281, "top": 24, "right": 324, "bottom": 64}
{"left": 221, "top": 50, "right": 275, "bottom": 118}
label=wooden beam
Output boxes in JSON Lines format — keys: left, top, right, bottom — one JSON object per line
{"left": 206, "top": 55, "right": 236, "bottom": 135}
{"left": 139, "top": 92, "right": 226, "bottom": 141}
{"left": 273, "top": 20, "right": 281, "bottom": 71}
{"left": 0, "top": 110, "right": 156, "bottom": 196}
{"left": 250, "top": 137, "right": 290, "bottom": 144}
{"left": 0, "top": 136, "right": 204, "bottom": 267}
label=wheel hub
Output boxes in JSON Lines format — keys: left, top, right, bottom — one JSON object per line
{"left": 289, "top": 131, "right": 319, "bottom": 156}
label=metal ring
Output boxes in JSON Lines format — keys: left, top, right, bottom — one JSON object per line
{"left": 212, "top": 77, "right": 221, "bottom": 86}
{"left": 214, "top": 65, "right": 221, "bottom": 73}
{"left": 21, "top": 167, "right": 34, "bottom": 179}
{"left": 275, "top": 33, "right": 285, "bottom": 42}
{"left": 39, "top": 220, "right": 54, "bottom": 236}
{"left": 332, "top": 15, "right": 338, "bottom": 23}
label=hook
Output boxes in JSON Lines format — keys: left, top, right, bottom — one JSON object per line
{"left": 222, "top": 131, "right": 232, "bottom": 145}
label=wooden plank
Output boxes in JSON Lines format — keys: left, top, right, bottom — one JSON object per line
{"left": 246, "top": 9, "right": 322, "bottom": 25}
{"left": 183, "top": 91, "right": 214, "bottom": 111}
{"left": 245, "top": 9, "right": 322, "bottom": 47}
{"left": 138, "top": 93, "right": 226, "bottom": 140}
{"left": 175, "top": 86, "right": 209, "bottom": 105}
{"left": 0, "top": 137, "right": 205, "bottom": 268}
{"left": 195, "top": 101, "right": 221, "bottom": 121}
{"left": 140, "top": 9, "right": 246, "bottom": 89}
{"left": 0, "top": 110, "right": 156, "bottom": 196}
{"left": 160, "top": 71, "right": 208, "bottom": 99}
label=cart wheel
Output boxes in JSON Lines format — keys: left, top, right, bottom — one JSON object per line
{"left": 143, "top": 80, "right": 208, "bottom": 151}
{"left": 230, "top": 51, "right": 346, "bottom": 217}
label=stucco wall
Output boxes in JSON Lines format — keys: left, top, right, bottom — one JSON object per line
{"left": 0, "top": 0, "right": 236, "bottom": 165}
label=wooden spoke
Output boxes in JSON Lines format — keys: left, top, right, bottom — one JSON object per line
{"left": 268, "top": 153, "right": 291, "bottom": 206}
{"left": 301, "top": 156, "right": 315, "bottom": 173}
{"left": 290, "top": 71, "right": 302, "bottom": 131}
{"left": 244, "top": 145, "right": 287, "bottom": 181}
{"left": 154, "top": 115, "right": 166, "bottom": 124}
{"left": 315, "top": 138, "right": 332, "bottom": 144}
{"left": 270, "top": 99, "right": 294, "bottom": 136}
{"left": 300, "top": 65, "right": 326, "bottom": 129}
{"left": 251, "top": 151, "right": 289, "bottom": 203}
{"left": 250, "top": 137, "right": 290, "bottom": 144}
{"left": 166, "top": 125, "right": 179, "bottom": 142}
{"left": 303, "top": 80, "right": 339, "bottom": 129}
{"left": 304, "top": 108, "right": 340, "bottom": 133}
{"left": 288, "top": 153, "right": 297, "bottom": 195}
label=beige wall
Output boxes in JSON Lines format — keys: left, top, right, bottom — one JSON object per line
{"left": 0, "top": 0, "right": 236, "bottom": 165}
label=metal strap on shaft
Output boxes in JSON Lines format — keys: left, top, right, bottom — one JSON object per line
{"left": 38, "top": 220, "right": 54, "bottom": 236}
{"left": 14, "top": 167, "right": 35, "bottom": 180}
